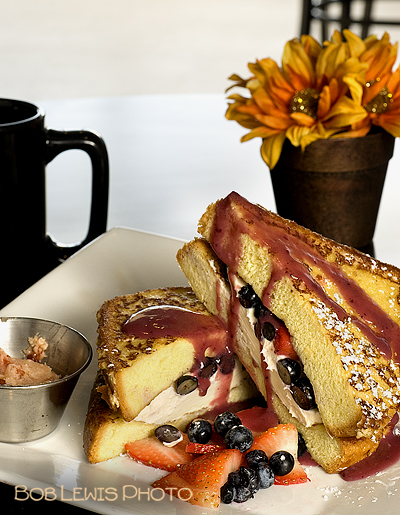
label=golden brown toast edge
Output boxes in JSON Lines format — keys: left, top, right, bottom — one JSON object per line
{"left": 84, "top": 367, "right": 260, "bottom": 464}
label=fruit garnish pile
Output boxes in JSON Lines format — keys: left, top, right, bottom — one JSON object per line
{"left": 125, "top": 407, "right": 309, "bottom": 510}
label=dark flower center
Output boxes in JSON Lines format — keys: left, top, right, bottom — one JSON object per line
{"left": 290, "top": 88, "right": 320, "bottom": 119}
{"left": 365, "top": 81, "right": 393, "bottom": 114}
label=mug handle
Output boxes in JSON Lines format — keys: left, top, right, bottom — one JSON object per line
{"left": 45, "top": 128, "right": 109, "bottom": 261}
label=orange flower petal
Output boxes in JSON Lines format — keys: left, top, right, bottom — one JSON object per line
{"left": 373, "top": 113, "right": 400, "bottom": 137}
{"left": 286, "top": 124, "right": 314, "bottom": 146}
{"left": 236, "top": 103, "right": 264, "bottom": 117}
{"left": 343, "top": 75, "right": 364, "bottom": 104}
{"left": 252, "top": 88, "right": 289, "bottom": 116}
{"left": 254, "top": 111, "right": 291, "bottom": 130}
{"left": 289, "top": 112, "right": 316, "bottom": 127}
{"left": 342, "top": 29, "right": 366, "bottom": 57}
{"left": 226, "top": 98, "right": 263, "bottom": 129}
{"left": 260, "top": 133, "right": 286, "bottom": 169}
{"left": 282, "top": 38, "right": 316, "bottom": 89}
{"left": 317, "top": 84, "right": 332, "bottom": 119}
{"left": 241, "top": 126, "right": 281, "bottom": 142}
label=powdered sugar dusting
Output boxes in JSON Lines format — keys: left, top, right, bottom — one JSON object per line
{"left": 311, "top": 299, "right": 400, "bottom": 438}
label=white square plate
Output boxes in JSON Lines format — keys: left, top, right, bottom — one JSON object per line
{"left": 0, "top": 227, "right": 399, "bottom": 514}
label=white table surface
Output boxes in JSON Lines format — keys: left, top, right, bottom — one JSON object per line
{"left": 38, "top": 93, "right": 400, "bottom": 268}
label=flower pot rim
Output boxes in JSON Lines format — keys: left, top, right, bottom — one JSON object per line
{"left": 274, "top": 130, "right": 395, "bottom": 173}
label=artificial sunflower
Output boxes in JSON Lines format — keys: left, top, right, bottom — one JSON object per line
{"left": 353, "top": 31, "right": 400, "bottom": 137}
{"left": 226, "top": 30, "right": 400, "bottom": 169}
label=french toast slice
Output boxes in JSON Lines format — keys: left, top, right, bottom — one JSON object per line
{"left": 97, "top": 287, "right": 221, "bottom": 421}
{"left": 195, "top": 192, "right": 400, "bottom": 440}
{"left": 176, "top": 192, "right": 400, "bottom": 471}
{"left": 177, "top": 238, "right": 269, "bottom": 401}
{"left": 86, "top": 286, "right": 259, "bottom": 462}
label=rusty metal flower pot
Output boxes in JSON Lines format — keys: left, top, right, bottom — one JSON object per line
{"left": 269, "top": 129, "right": 395, "bottom": 253}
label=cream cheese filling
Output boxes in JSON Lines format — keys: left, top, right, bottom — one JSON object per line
{"left": 261, "top": 340, "right": 322, "bottom": 426}
{"left": 134, "top": 356, "right": 246, "bottom": 425}
{"left": 231, "top": 274, "right": 322, "bottom": 427}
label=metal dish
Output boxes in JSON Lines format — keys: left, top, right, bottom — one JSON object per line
{"left": 0, "top": 316, "right": 92, "bottom": 442}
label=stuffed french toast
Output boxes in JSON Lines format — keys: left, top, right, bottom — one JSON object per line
{"left": 176, "top": 191, "right": 400, "bottom": 473}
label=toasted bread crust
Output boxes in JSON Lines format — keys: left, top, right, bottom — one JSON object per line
{"left": 84, "top": 367, "right": 259, "bottom": 463}
{"left": 198, "top": 194, "right": 400, "bottom": 326}
{"left": 86, "top": 285, "right": 260, "bottom": 462}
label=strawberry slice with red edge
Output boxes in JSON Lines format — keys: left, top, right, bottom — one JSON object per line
{"left": 125, "top": 434, "right": 192, "bottom": 471}
{"left": 152, "top": 448, "right": 242, "bottom": 509}
{"left": 273, "top": 326, "right": 299, "bottom": 361}
{"left": 248, "top": 423, "right": 309, "bottom": 485}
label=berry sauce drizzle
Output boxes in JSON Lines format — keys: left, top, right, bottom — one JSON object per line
{"left": 340, "top": 413, "right": 400, "bottom": 481}
{"left": 122, "top": 306, "right": 234, "bottom": 398}
{"left": 209, "top": 192, "right": 400, "bottom": 363}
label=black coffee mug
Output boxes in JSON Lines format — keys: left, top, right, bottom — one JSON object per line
{"left": 0, "top": 98, "right": 109, "bottom": 308}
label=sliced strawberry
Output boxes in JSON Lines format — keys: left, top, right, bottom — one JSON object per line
{"left": 273, "top": 461, "right": 309, "bottom": 485}
{"left": 186, "top": 442, "right": 223, "bottom": 454}
{"left": 152, "top": 448, "right": 242, "bottom": 509}
{"left": 249, "top": 424, "right": 309, "bottom": 485}
{"left": 125, "top": 434, "right": 192, "bottom": 471}
{"left": 273, "top": 326, "right": 299, "bottom": 360}
{"left": 250, "top": 423, "right": 298, "bottom": 456}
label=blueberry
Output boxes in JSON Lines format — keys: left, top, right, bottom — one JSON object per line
{"left": 227, "top": 468, "right": 257, "bottom": 503}
{"left": 234, "top": 484, "right": 254, "bottom": 503}
{"left": 269, "top": 450, "right": 295, "bottom": 476}
{"left": 290, "top": 377, "right": 317, "bottom": 410}
{"left": 187, "top": 419, "right": 212, "bottom": 444}
{"left": 227, "top": 470, "right": 244, "bottom": 488}
{"left": 238, "top": 284, "right": 260, "bottom": 309}
{"left": 217, "top": 353, "right": 235, "bottom": 374}
{"left": 297, "top": 431, "right": 307, "bottom": 458}
{"left": 154, "top": 425, "right": 182, "bottom": 445}
{"left": 254, "top": 462, "right": 275, "bottom": 488}
{"left": 261, "top": 321, "right": 276, "bottom": 341}
{"left": 239, "top": 466, "right": 259, "bottom": 494}
{"left": 277, "top": 358, "right": 302, "bottom": 385}
{"left": 220, "top": 481, "right": 235, "bottom": 504}
{"left": 254, "top": 303, "right": 268, "bottom": 319}
{"left": 176, "top": 375, "right": 198, "bottom": 395}
{"left": 225, "top": 425, "right": 254, "bottom": 453}
{"left": 255, "top": 318, "right": 276, "bottom": 341}
{"left": 214, "top": 411, "right": 241, "bottom": 437}
{"left": 245, "top": 449, "right": 268, "bottom": 468}
{"left": 199, "top": 357, "right": 218, "bottom": 378}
